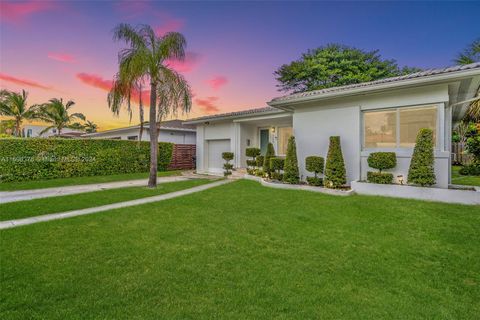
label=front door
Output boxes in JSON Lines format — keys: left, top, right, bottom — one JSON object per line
{"left": 259, "top": 129, "right": 269, "bottom": 155}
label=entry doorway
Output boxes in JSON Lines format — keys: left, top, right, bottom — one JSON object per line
{"left": 259, "top": 128, "right": 269, "bottom": 155}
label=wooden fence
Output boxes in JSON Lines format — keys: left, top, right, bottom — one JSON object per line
{"left": 169, "top": 144, "right": 196, "bottom": 170}
{"left": 452, "top": 142, "right": 473, "bottom": 165}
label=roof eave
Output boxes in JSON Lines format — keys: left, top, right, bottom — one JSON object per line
{"left": 268, "top": 68, "right": 480, "bottom": 107}
{"left": 183, "top": 110, "right": 286, "bottom": 125}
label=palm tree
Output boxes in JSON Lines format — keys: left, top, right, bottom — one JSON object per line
{"left": 108, "top": 24, "right": 192, "bottom": 188}
{"left": 84, "top": 120, "right": 98, "bottom": 133}
{"left": 36, "top": 98, "right": 85, "bottom": 135}
{"left": 455, "top": 39, "right": 480, "bottom": 122}
{"left": 0, "top": 90, "right": 39, "bottom": 137}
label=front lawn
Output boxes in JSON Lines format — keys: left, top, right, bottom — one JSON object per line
{"left": 0, "top": 179, "right": 211, "bottom": 221}
{"left": 1, "top": 180, "right": 479, "bottom": 319}
{"left": 451, "top": 165, "right": 480, "bottom": 186}
{"left": 0, "top": 170, "right": 182, "bottom": 191}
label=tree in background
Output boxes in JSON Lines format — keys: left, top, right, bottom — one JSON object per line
{"left": 275, "top": 44, "right": 421, "bottom": 93}
{"left": 36, "top": 98, "right": 85, "bottom": 136}
{"left": 84, "top": 120, "right": 98, "bottom": 133}
{"left": 455, "top": 39, "right": 480, "bottom": 122}
{"left": 0, "top": 90, "right": 41, "bottom": 137}
{"left": 108, "top": 24, "right": 192, "bottom": 188}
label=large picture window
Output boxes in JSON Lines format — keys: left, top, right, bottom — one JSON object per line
{"left": 363, "top": 105, "right": 437, "bottom": 149}
{"left": 277, "top": 127, "right": 293, "bottom": 155}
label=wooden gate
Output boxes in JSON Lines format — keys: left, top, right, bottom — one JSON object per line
{"left": 169, "top": 144, "right": 196, "bottom": 170}
{"left": 452, "top": 142, "right": 473, "bottom": 165}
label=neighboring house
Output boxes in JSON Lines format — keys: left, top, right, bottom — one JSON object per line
{"left": 22, "top": 125, "right": 83, "bottom": 138}
{"left": 83, "top": 119, "right": 196, "bottom": 145}
{"left": 185, "top": 63, "right": 480, "bottom": 188}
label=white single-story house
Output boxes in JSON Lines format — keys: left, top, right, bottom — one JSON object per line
{"left": 185, "top": 63, "right": 480, "bottom": 188}
{"left": 83, "top": 119, "right": 196, "bottom": 145}
{"left": 22, "top": 125, "right": 83, "bottom": 138}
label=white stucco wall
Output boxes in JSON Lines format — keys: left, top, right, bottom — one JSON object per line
{"left": 292, "top": 84, "right": 451, "bottom": 187}
{"left": 89, "top": 128, "right": 196, "bottom": 145}
{"left": 195, "top": 122, "right": 234, "bottom": 173}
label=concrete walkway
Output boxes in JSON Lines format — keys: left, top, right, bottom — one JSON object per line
{"left": 0, "top": 179, "right": 231, "bottom": 230}
{"left": 0, "top": 176, "right": 194, "bottom": 204}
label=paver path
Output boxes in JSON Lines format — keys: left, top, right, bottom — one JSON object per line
{"left": 0, "top": 176, "right": 193, "bottom": 204}
{"left": 0, "top": 179, "right": 231, "bottom": 230}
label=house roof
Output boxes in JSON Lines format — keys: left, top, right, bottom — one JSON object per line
{"left": 83, "top": 119, "right": 196, "bottom": 137}
{"left": 269, "top": 62, "right": 480, "bottom": 106}
{"left": 183, "top": 107, "right": 285, "bottom": 124}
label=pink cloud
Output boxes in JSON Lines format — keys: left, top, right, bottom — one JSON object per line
{"left": 0, "top": 1, "right": 56, "bottom": 23}
{"left": 48, "top": 52, "right": 76, "bottom": 63}
{"left": 195, "top": 96, "right": 220, "bottom": 114}
{"left": 154, "top": 17, "right": 184, "bottom": 36}
{"left": 76, "top": 73, "right": 150, "bottom": 105}
{"left": 0, "top": 73, "right": 52, "bottom": 90}
{"left": 166, "top": 52, "right": 202, "bottom": 73}
{"left": 206, "top": 76, "right": 228, "bottom": 90}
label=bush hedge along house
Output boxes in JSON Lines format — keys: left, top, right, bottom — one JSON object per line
{"left": 185, "top": 63, "right": 480, "bottom": 188}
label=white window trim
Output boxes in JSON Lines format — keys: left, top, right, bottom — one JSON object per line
{"left": 361, "top": 103, "right": 441, "bottom": 152}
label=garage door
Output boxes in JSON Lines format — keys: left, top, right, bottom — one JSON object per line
{"left": 208, "top": 139, "right": 231, "bottom": 173}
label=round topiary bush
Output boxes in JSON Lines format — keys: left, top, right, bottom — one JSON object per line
{"left": 222, "top": 152, "right": 234, "bottom": 177}
{"left": 305, "top": 156, "right": 324, "bottom": 186}
{"left": 367, "top": 152, "right": 396, "bottom": 172}
{"left": 256, "top": 155, "right": 264, "bottom": 168}
{"left": 245, "top": 147, "right": 261, "bottom": 158}
{"left": 407, "top": 128, "right": 435, "bottom": 186}
{"left": 270, "top": 157, "right": 285, "bottom": 171}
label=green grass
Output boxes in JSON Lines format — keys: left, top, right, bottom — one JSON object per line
{"left": 0, "top": 179, "right": 211, "bottom": 221}
{"left": 0, "top": 171, "right": 182, "bottom": 191}
{"left": 1, "top": 180, "right": 479, "bottom": 319}
{"left": 451, "top": 165, "right": 480, "bottom": 187}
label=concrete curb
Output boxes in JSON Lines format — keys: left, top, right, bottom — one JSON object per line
{"left": 0, "top": 179, "right": 231, "bottom": 230}
{"left": 243, "top": 174, "right": 353, "bottom": 196}
{"left": 0, "top": 176, "right": 193, "bottom": 204}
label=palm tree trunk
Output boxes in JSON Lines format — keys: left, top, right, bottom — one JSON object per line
{"left": 138, "top": 94, "right": 144, "bottom": 142}
{"left": 148, "top": 82, "right": 158, "bottom": 188}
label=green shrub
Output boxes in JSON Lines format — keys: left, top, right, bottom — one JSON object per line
{"left": 305, "top": 156, "right": 324, "bottom": 176}
{"left": 256, "top": 155, "right": 264, "bottom": 168}
{"left": 306, "top": 176, "right": 323, "bottom": 186}
{"left": 245, "top": 147, "right": 261, "bottom": 172}
{"left": 222, "top": 152, "right": 234, "bottom": 177}
{"left": 367, "top": 152, "right": 396, "bottom": 172}
{"left": 407, "top": 128, "right": 435, "bottom": 186}
{"left": 245, "top": 147, "right": 260, "bottom": 158}
{"left": 459, "top": 164, "right": 480, "bottom": 176}
{"left": 0, "top": 138, "right": 173, "bottom": 183}
{"left": 324, "top": 136, "right": 346, "bottom": 188}
{"left": 466, "top": 135, "right": 480, "bottom": 164}
{"left": 367, "top": 172, "right": 394, "bottom": 184}
{"left": 263, "top": 143, "right": 275, "bottom": 178}
{"left": 270, "top": 157, "right": 285, "bottom": 181}
{"left": 283, "top": 136, "right": 299, "bottom": 184}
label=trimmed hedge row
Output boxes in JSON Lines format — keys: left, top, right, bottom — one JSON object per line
{"left": 0, "top": 138, "right": 173, "bottom": 182}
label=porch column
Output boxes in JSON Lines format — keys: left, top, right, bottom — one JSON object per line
{"left": 232, "top": 122, "right": 242, "bottom": 168}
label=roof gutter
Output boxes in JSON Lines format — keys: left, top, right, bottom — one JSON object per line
{"left": 268, "top": 68, "right": 480, "bottom": 108}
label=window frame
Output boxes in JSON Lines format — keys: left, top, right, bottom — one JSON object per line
{"left": 362, "top": 103, "right": 440, "bottom": 151}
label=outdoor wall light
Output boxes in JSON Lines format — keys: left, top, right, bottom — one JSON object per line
{"left": 271, "top": 127, "right": 275, "bottom": 133}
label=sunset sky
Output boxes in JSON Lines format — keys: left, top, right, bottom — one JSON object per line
{"left": 0, "top": 0, "right": 478, "bottom": 130}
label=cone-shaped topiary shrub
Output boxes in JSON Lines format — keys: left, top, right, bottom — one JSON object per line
{"left": 270, "top": 157, "right": 285, "bottom": 181}
{"left": 305, "top": 156, "right": 324, "bottom": 186}
{"left": 324, "top": 136, "right": 346, "bottom": 188}
{"left": 366, "top": 152, "right": 396, "bottom": 184}
{"left": 222, "top": 152, "right": 234, "bottom": 177}
{"left": 263, "top": 143, "right": 275, "bottom": 178}
{"left": 283, "top": 136, "right": 300, "bottom": 184}
{"left": 407, "top": 128, "right": 435, "bottom": 186}
{"left": 255, "top": 155, "right": 264, "bottom": 176}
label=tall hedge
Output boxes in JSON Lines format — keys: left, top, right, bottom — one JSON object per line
{"left": 263, "top": 142, "right": 275, "bottom": 177}
{"left": 324, "top": 136, "right": 346, "bottom": 188}
{"left": 0, "top": 138, "right": 173, "bottom": 182}
{"left": 407, "top": 128, "right": 436, "bottom": 186}
{"left": 283, "top": 136, "right": 299, "bottom": 184}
